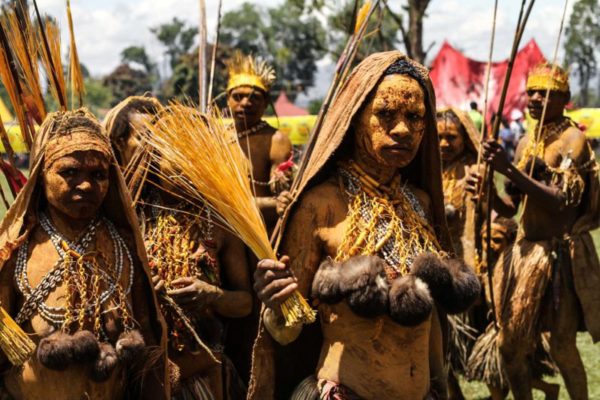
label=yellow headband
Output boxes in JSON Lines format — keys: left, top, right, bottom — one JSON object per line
{"left": 226, "top": 51, "right": 275, "bottom": 93}
{"left": 526, "top": 63, "right": 569, "bottom": 93}
{"left": 227, "top": 74, "right": 268, "bottom": 93}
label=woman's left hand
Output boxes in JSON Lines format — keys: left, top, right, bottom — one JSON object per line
{"left": 167, "top": 277, "right": 222, "bottom": 308}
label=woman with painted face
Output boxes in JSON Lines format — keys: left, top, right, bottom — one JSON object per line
{"left": 436, "top": 108, "right": 482, "bottom": 264}
{"left": 249, "top": 52, "right": 480, "bottom": 400}
{"left": 0, "top": 109, "right": 169, "bottom": 399}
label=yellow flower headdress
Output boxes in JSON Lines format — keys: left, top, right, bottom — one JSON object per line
{"left": 226, "top": 50, "right": 276, "bottom": 93}
{"left": 526, "top": 62, "right": 570, "bottom": 93}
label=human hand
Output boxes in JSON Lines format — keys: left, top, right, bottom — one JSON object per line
{"left": 482, "top": 140, "right": 512, "bottom": 175}
{"left": 152, "top": 275, "right": 165, "bottom": 292}
{"left": 465, "top": 170, "right": 483, "bottom": 202}
{"left": 253, "top": 256, "right": 298, "bottom": 310}
{"left": 167, "top": 277, "right": 222, "bottom": 308}
{"left": 275, "top": 191, "right": 294, "bottom": 216}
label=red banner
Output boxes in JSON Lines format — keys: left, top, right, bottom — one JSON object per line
{"left": 429, "top": 39, "right": 545, "bottom": 120}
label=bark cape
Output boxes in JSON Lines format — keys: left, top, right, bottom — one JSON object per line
{"left": 0, "top": 109, "right": 170, "bottom": 399}
{"left": 248, "top": 51, "right": 453, "bottom": 400}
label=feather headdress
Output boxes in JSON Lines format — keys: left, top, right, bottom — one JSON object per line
{"left": 526, "top": 62, "right": 570, "bottom": 93}
{"left": 226, "top": 50, "right": 276, "bottom": 93}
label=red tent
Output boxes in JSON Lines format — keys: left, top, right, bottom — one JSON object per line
{"left": 274, "top": 91, "right": 309, "bottom": 116}
{"left": 429, "top": 39, "right": 545, "bottom": 120}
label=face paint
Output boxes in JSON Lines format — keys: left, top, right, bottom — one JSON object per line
{"left": 43, "top": 150, "right": 110, "bottom": 221}
{"left": 437, "top": 119, "right": 465, "bottom": 164}
{"left": 116, "top": 112, "right": 151, "bottom": 168}
{"left": 353, "top": 75, "right": 426, "bottom": 170}
{"left": 227, "top": 86, "right": 268, "bottom": 129}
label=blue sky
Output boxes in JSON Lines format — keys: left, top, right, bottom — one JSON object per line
{"left": 37, "top": 0, "right": 572, "bottom": 94}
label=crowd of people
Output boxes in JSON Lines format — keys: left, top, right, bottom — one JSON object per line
{"left": 0, "top": 29, "right": 597, "bottom": 400}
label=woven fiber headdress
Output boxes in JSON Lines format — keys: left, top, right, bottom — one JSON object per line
{"left": 526, "top": 63, "right": 570, "bottom": 93}
{"left": 226, "top": 50, "right": 276, "bottom": 93}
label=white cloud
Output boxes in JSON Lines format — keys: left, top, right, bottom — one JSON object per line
{"left": 33, "top": 0, "right": 573, "bottom": 84}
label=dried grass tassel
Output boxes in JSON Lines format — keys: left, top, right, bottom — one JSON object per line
{"left": 0, "top": 306, "right": 35, "bottom": 366}
{"left": 142, "top": 105, "right": 316, "bottom": 327}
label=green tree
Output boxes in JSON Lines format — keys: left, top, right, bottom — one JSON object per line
{"left": 151, "top": 17, "right": 197, "bottom": 70}
{"left": 103, "top": 64, "right": 153, "bottom": 106}
{"left": 220, "top": 3, "right": 268, "bottom": 55}
{"left": 121, "top": 46, "right": 156, "bottom": 75}
{"left": 83, "top": 78, "right": 113, "bottom": 115}
{"left": 219, "top": 1, "right": 326, "bottom": 100}
{"left": 564, "top": 0, "right": 600, "bottom": 106}
{"left": 326, "top": 2, "right": 401, "bottom": 60}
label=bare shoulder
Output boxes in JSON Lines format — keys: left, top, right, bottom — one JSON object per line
{"left": 560, "top": 125, "right": 589, "bottom": 161}
{"left": 292, "top": 179, "right": 345, "bottom": 223}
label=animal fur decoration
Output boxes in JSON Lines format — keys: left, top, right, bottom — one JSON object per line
{"left": 312, "top": 256, "right": 389, "bottom": 318}
{"left": 115, "top": 329, "right": 145, "bottom": 364}
{"left": 338, "top": 256, "right": 389, "bottom": 317}
{"left": 37, "top": 330, "right": 100, "bottom": 370}
{"left": 312, "top": 255, "right": 437, "bottom": 325}
{"left": 410, "top": 253, "right": 480, "bottom": 314}
{"left": 388, "top": 275, "right": 434, "bottom": 326}
{"left": 311, "top": 258, "right": 343, "bottom": 304}
{"left": 90, "top": 342, "right": 118, "bottom": 382}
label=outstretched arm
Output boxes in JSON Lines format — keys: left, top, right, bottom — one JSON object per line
{"left": 482, "top": 129, "right": 589, "bottom": 213}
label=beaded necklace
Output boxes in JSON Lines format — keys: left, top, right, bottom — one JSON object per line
{"left": 15, "top": 213, "right": 134, "bottom": 339}
{"left": 336, "top": 160, "right": 443, "bottom": 280}
{"left": 517, "top": 118, "right": 575, "bottom": 171}
{"left": 143, "top": 195, "right": 219, "bottom": 352}
{"left": 235, "top": 120, "right": 269, "bottom": 140}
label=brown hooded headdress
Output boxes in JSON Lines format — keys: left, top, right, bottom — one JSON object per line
{"left": 249, "top": 51, "right": 451, "bottom": 399}
{"left": 0, "top": 108, "right": 170, "bottom": 399}
{"left": 437, "top": 106, "right": 481, "bottom": 159}
{"left": 278, "top": 50, "right": 451, "bottom": 251}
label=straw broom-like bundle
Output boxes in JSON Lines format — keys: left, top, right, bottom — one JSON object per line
{"left": 0, "top": 306, "right": 35, "bottom": 366}
{"left": 142, "top": 104, "right": 316, "bottom": 327}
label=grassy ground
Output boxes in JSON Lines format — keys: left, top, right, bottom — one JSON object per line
{"left": 459, "top": 227, "right": 600, "bottom": 399}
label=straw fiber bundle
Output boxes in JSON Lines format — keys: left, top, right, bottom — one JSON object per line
{"left": 142, "top": 104, "right": 316, "bottom": 327}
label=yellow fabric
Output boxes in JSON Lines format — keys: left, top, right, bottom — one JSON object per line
{"left": 0, "top": 97, "right": 13, "bottom": 122}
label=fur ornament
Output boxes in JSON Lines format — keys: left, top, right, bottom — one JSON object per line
{"left": 411, "top": 253, "right": 480, "bottom": 314}
{"left": 311, "top": 258, "right": 343, "bottom": 304}
{"left": 389, "top": 275, "right": 433, "bottom": 326}
{"left": 115, "top": 329, "right": 145, "bottom": 364}
{"left": 89, "top": 342, "right": 118, "bottom": 382}
{"left": 337, "top": 256, "right": 389, "bottom": 318}
{"left": 37, "top": 330, "right": 100, "bottom": 370}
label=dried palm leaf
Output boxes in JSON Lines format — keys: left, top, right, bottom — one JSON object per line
{"left": 2, "top": 7, "right": 46, "bottom": 124}
{"left": 66, "top": 0, "right": 85, "bottom": 108}
{"left": 142, "top": 104, "right": 316, "bottom": 327}
{"left": 33, "top": 1, "right": 67, "bottom": 110}
{"left": 0, "top": 25, "right": 34, "bottom": 148}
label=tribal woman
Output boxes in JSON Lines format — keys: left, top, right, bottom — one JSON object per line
{"left": 249, "top": 51, "right": 480, "bottom": 400}
{"left": 0, "top": 109, "right": 169, "bottom": 399}
{"left": 106, "top": 104, "right": 253, "bottom": 400}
